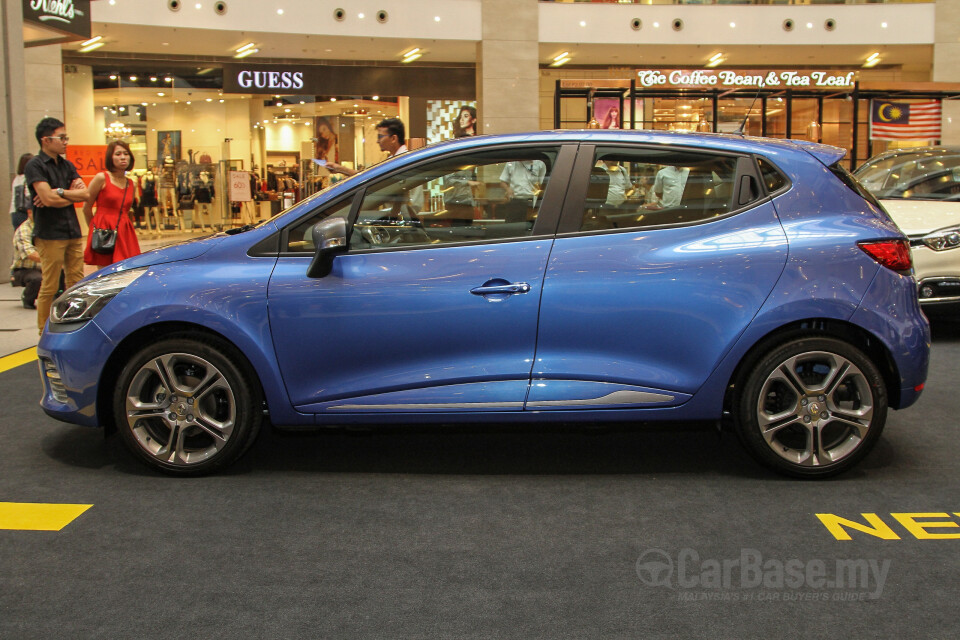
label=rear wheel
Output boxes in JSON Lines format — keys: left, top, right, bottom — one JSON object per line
{"left": 113, "top": 335, "right": 262, "bottom": 475}
{"left": 734, "top": 337, "right": 887, "bottom": 478}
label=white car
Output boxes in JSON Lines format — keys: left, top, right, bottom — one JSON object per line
{"left": 855, "top": 147, "right": 960, "bottom": 312}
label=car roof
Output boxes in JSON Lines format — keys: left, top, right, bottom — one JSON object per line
{"left": 404, "top": 129, "right": 846, "bottom": 168}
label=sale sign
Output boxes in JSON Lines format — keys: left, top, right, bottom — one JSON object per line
{"left": 66, "top": 145, "right": 108, "bottom": 185}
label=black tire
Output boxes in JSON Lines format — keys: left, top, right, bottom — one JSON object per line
{"left": 113, "top": 334, "right": 263, "bottom": 475}
{"left": 733, "top": 337, "right": 887, "bottom": 478}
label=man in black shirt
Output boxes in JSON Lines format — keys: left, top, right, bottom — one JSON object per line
{"left": 23, "top": 117, "right": 88, "bottom": 332}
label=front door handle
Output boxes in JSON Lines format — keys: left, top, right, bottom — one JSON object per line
{"left": 470, "top": 281, "right": 532, "bottom": 296}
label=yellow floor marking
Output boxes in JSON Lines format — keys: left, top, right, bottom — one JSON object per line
{"left": 0, "top": 502, "right": 93, "bottom": 531}
{"left": 0, "top": 347, "right": 38, "bottom": 374}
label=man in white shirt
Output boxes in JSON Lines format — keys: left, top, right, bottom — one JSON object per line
{"left": 600, "top": 160, "right": 634, "bottom": 207}
{"left": 499, "top": 160, "right": 546, "bottom": 223}
{"left": 653, "top": 165, "right": 689, "bottom": 208}
{"left": 326, "top": 117, "right": 422, "bottom": 214}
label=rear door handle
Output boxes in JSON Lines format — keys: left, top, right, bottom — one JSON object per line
{"left": 470, "top": 282, "right": 531, "bottom": 296}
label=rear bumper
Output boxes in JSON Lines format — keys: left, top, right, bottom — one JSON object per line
{"left": 849, "top": 269, "right": 930, "bottom": 410}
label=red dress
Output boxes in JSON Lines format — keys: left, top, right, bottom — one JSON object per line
{"left": 84, "top": 172, "right": 141, "bottom": 266}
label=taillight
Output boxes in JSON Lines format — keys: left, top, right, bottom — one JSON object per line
{"left": 858, "top": 239, "right": 912, "bottom": 272}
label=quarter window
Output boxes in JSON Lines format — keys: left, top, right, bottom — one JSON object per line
{"left": 580, "top": 147, "right": 739, "bottom": 232}
{"left": 284, "top": 196, "right": 353, "bottom": 253}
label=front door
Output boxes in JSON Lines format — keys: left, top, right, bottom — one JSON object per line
{"left": 268, "top": 144, "right": 573, "bottom": 415}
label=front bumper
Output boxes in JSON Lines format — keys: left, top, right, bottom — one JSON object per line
{"left": 37, "top": 320, "right": 115, "bottom": 428}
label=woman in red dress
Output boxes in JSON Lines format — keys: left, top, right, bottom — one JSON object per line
{"left": 83, "top": 140, "right": 141, "bottom": 267}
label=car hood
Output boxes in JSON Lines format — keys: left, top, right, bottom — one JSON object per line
{"left": 104, "top": 234, "right": 221, "bottom": 273}
{"left": 879, "top": 199, "right": 960, "bottom": 237}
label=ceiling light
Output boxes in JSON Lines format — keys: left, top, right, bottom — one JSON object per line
{"left": 79, "top": 41, "right": 105, "bottom": 53}
{"left": 331, "top": 97, "right": 337, "bottom": 102}
{"left": 881, "top": 22, "right": 888, "bottom": 28}
{"left": 109, "top": 74, "right": 117, "bottom": 80}
{"left": 277, "top": 9, "right": 284, "bottom": 15}
{"left": 150, "top": 76, "right": 157, "bottom": 82}
{"left": 358, "top": 13, "right": 365, "bottom": 19}
{"left": 157, "top": 92, "right": 165, "bottom": 97}
{"left": 195, "top": 3, "right": 202, "bottom": 9}
{"left": 164, "top": 76, "right": 173, "bottom": 82}
{"left": 434, "top": 16, "right": 440, "bottom": 22}
{"left": 863, "top": 52, "right": 881, "bottom": 68}
{"left": 80, "top": 35, "right": 102, "bottom": 47}
{"left": 372, "top": 95, "right": 379, "bottom": 100}
{"left": 550, "top": 54, "right": 571, "bottom": 68}
{"left": 236, "top": 43, "right": 256, "bottom": 54}
{"left": 401, "top": 53, "right": 421, "bottom": 63}
{"left": 206, "top": 98, "right": 213, "bottom": 102}
{"left": 806, "top": 22, "right": 813, "bottom": 29}
{"left": 579, "top": 21, "right": 586, "bottom": 27}
{"left": 234, "top": 48, "right": 259, "bottom": 59}
{"left": 729, "top": 22, "right": 736, "bottom": 28}
{"left": 653, "top": 22, "right": 660, "bottom": 28}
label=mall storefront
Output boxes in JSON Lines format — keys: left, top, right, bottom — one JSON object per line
{"left": 553, "top": 70, "right": 960, "bottom": 170}
{"left": 63, "top": 58, "right": 477, "bottom": 231}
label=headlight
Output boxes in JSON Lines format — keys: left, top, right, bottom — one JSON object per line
{"left": 921, "top": 227, "right": 960, "bottom": 251}
{"left": 50, "top": 267, "right": 147, "bottom": 324}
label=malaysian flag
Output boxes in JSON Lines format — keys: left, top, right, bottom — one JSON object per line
{"left": 870, "top": 100, "right": 942, "bottom": 140}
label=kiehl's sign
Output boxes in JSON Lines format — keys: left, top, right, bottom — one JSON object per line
{"left": 22, "top": 0, "right": 91, "bottom": 39}
{"left": 635, "top": 69, "right": 858, "bottom": 90}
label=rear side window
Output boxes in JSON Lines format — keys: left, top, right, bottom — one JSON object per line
{"left": 579, "top": 147, "right": 738, "bottom": 232}
{"left": 757, "top": 157, "right": 788, "bottom": 194}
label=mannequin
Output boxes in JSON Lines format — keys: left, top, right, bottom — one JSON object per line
{"left": 193, "top": 171, "right": 215, "bottom": 231}
{"left": 139, "top": 165, "right": 161, "bottom": 234}
{"left": 158, "top": 164, "right": 180, "bottom": 230}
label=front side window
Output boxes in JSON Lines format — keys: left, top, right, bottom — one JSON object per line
{"left": 579, "top": 147, "right": 739, "bottom": 232}
{"left": 351, "top": 147, "right": 560, "bottom": 249}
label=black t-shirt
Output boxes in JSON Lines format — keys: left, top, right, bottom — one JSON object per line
{"left": 24, "top": 151, "right": 82, "bottom": 240}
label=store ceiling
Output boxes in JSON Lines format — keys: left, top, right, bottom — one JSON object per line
{"left": 63, "top": 23, "right": 932, "bottom": 71}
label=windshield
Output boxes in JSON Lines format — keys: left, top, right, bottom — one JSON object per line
{"left": 854, "top": 150, "right": 960, "bottom": 201}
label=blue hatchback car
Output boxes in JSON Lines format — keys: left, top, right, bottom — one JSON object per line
{"left": 38, "top": 130, "right": 929, "bottom": 477}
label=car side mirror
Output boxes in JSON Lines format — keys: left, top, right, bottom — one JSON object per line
{"left": 306, "top": 217, "right": 348, "bottom": 278}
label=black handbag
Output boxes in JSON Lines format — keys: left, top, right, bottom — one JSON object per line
{"left": 90, "top": 178, "right": 129, "bottom": 255}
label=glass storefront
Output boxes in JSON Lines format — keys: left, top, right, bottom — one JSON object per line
{"left": 554, "top": 75, "right": 957, "bottom": 170}
{"left": 71, "top": 62, "right": 474, "bottom": 232}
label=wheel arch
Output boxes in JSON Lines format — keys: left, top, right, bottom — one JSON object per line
{"left": 96, "top": 321, "right": 267, "bottom": 434}
{"left": 723, "top": 318, "right": 902, "bottom": 417}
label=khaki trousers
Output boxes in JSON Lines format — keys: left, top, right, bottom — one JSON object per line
{"left": 35, "top": 237, "right": 85, "bottom": 333}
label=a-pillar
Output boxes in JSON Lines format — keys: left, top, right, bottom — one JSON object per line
{"left": 934, "top": 0, "right": 960, "bottom": 144}
{"left": 477, "top": 0, "right": 539, "bottom": 135}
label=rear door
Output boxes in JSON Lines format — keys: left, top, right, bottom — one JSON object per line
{"left": 529, "top": 144, "right": 788, "bottom": 410}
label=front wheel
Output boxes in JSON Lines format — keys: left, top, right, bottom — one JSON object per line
{"left": 113, "top": 335, "right": 263, "bottom": 475}
{"left": 734, "top": 337, "right": 887, "bottom": 478}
